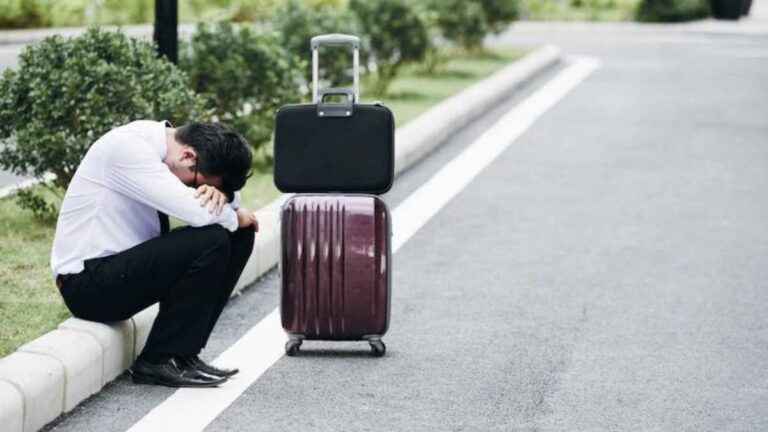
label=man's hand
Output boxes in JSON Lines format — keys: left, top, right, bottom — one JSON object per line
{"left": 194, "top": 185, "right": 228, "bottom": 215}
{"left": 236, "top": 208, "right": 259, "bottom": 231}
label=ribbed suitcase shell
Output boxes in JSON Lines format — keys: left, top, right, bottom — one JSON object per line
{"left": 273, "top": 103, "right": 395, "bottom": 194}
{"left": 280, "top": 194, "right": 391, "bottom": 340}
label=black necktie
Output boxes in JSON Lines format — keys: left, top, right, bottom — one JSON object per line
{"left": 158, "top": 211, "right": 170, "bottom": 235}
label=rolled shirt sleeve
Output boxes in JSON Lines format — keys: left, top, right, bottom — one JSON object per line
{"left": 105, "top": 136, "right": 239, "bottom": 232}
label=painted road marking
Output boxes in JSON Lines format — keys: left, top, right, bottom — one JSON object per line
{"left": 392, "top": 57, "right": 600, "bottom": 252}
{"left": 125, "top": 57, "right": 600, "bottom": 432}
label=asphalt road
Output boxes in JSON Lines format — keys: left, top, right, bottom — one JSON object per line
{"left": 35, "top": 24, "right": 768, "bottom": 431}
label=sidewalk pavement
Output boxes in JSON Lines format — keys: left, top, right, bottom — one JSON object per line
{"left": 510, "top": 14, "right": 768, "bottom": 36}
{"left": 681, "top": 0, "right": 768, "bottom": 35}
{"left": 0, "top": 45, "right": 562, "bottom": 432}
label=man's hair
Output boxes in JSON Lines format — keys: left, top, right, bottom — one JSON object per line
{"left": 175, "top": 122, "right": 253, "bottom": 201}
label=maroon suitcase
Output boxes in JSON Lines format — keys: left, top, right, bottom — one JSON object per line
{"left": 280, "top": 194, "right": 391, "bottom": 356}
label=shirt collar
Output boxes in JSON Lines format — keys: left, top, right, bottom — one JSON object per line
{"left": 159, "top": 120, "right": 173, "bottom": 161}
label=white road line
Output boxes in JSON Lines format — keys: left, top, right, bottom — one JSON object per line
{"left": 125, "top": 57, "right": 600, "bottom": 432}
{"left": 392, "top": 57, "right": 600, "bottom": 252}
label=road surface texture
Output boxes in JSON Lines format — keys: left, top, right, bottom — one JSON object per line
{"left": 26, "top": 19, "right": 768, "bottom": 432}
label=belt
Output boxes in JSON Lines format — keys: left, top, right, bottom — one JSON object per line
{"left": 56, "top": 274, "right": 75, "bottom": 290}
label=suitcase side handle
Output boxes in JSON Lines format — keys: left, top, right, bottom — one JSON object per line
{"left": 311, "top": 33, "right": 360, "bottom": 104}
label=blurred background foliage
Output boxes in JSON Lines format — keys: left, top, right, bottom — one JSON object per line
{"left": 0, "top": 27, "right": 207, "bottom": 220}
{"left": 179, "top": 21, "right": 303, "bottom": 168}
{"left": 0, "top": 0, "right": 716, "bottom": 221}
{"left": 635, "top": 0, "right": 710, "bottom": 21}
{"left": 0, "top": 0, "right": 351, "bottom": 28}
{"left": 272, "top": 0, "right": 359, "bottom": 87}
{"left": 0, "top": 0, "right": 523, "bottom": 219}
{"left": 0, "top": 0, "right": 220, "bottom": 28}
{"left": 0, "top": 0, "right": 716, "bottom": 30}
{"left": 520, "top": 0, "right": 641, "bottom": 21}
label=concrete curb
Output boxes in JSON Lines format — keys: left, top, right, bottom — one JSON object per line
{"left": 0, "top": 45, "right": 561, "bottom": 432}
{"left": 394, "top": 44, "right": 560, "bottom": 176}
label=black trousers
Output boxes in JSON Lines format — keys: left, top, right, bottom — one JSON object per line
{"left": 58, "top": 224, "right": 255, "bottom": 358}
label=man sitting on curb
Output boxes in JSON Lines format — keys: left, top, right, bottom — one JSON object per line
{"left": 50, "top": 120, "right": 259, "bottom": 388}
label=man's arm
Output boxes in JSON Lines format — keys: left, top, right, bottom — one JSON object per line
{"left": 194, "top": 185, "right": 239, "bottom": 215}
{"left": 105, "top": 138, "right": 239, "bottom": 232}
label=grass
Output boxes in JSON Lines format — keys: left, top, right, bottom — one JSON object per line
{"left": 0, "top": 193, "right": 69, "bottom": 356}
{"left": 520, "top": 0, "right": 641, "bottom": 21}
{"left": 0, "top": 45, "right": 525, "bottom": 358}
{"left": 376, "top": 48, "right": 524, "bottom": 127}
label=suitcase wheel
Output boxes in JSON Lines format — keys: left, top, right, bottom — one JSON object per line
{"left": 369, "top": 339, "right": 386, "bottom": 357}
{"left": 285, "top": 338, "right": 303, "bottom": 356}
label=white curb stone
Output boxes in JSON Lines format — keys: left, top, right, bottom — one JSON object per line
{"left": 0, "top": 379, "right": 23, "bottom": 432}
{"left": 258, "top": 220, "right": 280, "bottom": 276}
{"left": 256, "top": 200, "right": 282, "bottom": 270}
{"left": 58, "top": 318, "right": 135, "bottom": 384}
{"left": 0, "top": 352, "right": 64, "bottom": 432}
{"left": 18, "top": 329, "right": 102, "bottom": 412}
{"left": 131, "top": 303, "right": 159, "bottom": 361}
{"left": 233, "top": 197, "right": 285, "bottom": 295}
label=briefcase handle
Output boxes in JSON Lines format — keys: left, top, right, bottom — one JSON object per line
{"left": 310, "top": 34, "right": 360, "bottom": 104}
{"left": 316, "top": 88, "right": 355, "bottom": 117}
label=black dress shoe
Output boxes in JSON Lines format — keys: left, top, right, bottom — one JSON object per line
{"left": 176, "top": 355, "right": 239, "bottom": 378}
{"left": 128, "top": 358, "right": 228, "bottom": 388}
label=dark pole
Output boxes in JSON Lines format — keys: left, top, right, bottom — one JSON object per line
{"left": 154, "top": 0, "right": 178, "bottom": 63}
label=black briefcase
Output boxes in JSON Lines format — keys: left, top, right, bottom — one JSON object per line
{"left": 273, "top": 34, "right": 395, "bottom": 195}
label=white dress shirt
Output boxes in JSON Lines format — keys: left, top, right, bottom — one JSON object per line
{"left": 50, "top": 120, "right": 241, "bottom": 278}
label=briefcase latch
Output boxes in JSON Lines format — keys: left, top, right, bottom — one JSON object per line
{"left": 317, "top": 88, "right": 355, "bottom": 118}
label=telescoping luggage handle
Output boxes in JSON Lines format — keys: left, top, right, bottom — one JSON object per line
{"left": 311, "top": 34, "right": 360, "bottom": 108}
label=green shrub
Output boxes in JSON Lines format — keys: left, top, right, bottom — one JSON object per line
{"left": 14, "top": 187, "right": 57, "bottom": 223}
{"left": 0, "top": 28, "right": 206, "bottom": 220}
{"left": 46, "top": 0, "right": 92, "bottom": 27}
{"left": 425, "top": 0, "right": 518, "bottom": 53}
{"left": 184, "top": 0, "right": 351, "bottom": 24}
{"left": 273, "top": 0, "right": 361, "bottom": 88}
{"left": 228, "top": 0, "right": 281, "bottom": 22}
{"left": 0, "top": 0, "right": 49, "bottom": 28}
{"left": 94, "top": 0, "right": 154, "bottom": 25}
{"left": 0, "top": 0, "right": 153, "bottom": 28}
{"left": 478, "top": 0, "right": 520, "bottom": 33}
{"left": 411, "top": 2, "right": 449, "bottom": 74}
{"left": 0, "top": 0, "right": 280, "bottom": 29}
{"left": 349, "top": 0, "right": 430, "bottom": 96}
{"left": 431, "top": 0, "right": 489, "bottom": 51}
{"left": 179, "top": 23, "right": 302, "bottom": 165}
{"left": 520, "top": 0, "right": 639, "bottom": 21}
{"left": 306, "top": 0, "right": 349, "bottom": 8}
{"left": 636, "top": 0, "right": 710, "bottom": 21}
